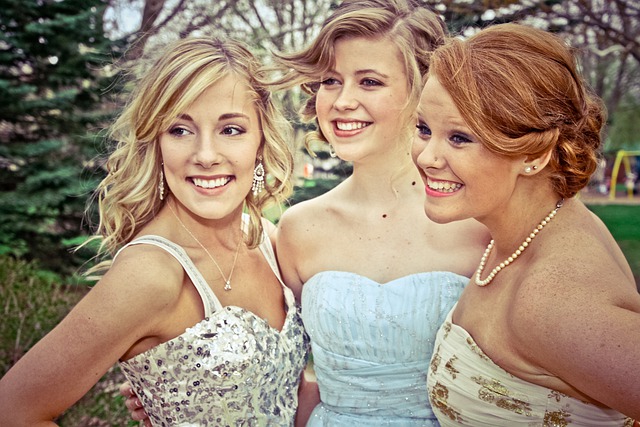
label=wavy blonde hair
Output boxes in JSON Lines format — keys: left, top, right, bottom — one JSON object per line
{"left": 89, "top": 37, "right": 293, "bottom": 267}
{"left": 429, "top": 23, "right": 605, "bottom": 198}
{"left": 269, "top": 0, "right": 446, "bottom": 149}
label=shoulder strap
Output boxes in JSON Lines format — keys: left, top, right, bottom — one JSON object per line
{"left": 116, "top": 235, "right": 223, "bottom": 316}
{"left": 252, "top": 216, "right": 297, "bottom": 308}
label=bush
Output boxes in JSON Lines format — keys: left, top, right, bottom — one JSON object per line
{"left": 0, "top": 256, "right": 134, "bottom": 426}
{"left": 0, "top": 256, "right": 84, "bottom": 374}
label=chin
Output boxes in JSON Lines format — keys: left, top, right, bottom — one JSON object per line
{"left": 423, "top": 205, "right": 459, "bottom": 225}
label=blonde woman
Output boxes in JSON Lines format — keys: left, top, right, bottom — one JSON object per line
{"left": 413, "top": 23, "right": 639, "bottom": 424}
{"left": 0, "top": 37, "right": 308, "bottom": 426}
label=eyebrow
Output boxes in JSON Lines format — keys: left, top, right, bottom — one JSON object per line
{"left": 176, "top": 112, "right": 250, "bottom": 121}
{"left": 326, "top": 68, "right": 390, "bottom": 79}
{"left": 355, "top": 69, "right": 389, "bottom": 79}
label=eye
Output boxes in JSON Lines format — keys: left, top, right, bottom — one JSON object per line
{"left": 416, "top": 121, "right": 431, "bottom": 138}
{"left": 167, "top": 126, "right": 192, "bottom": 137}
{"left": 320, "top": 77, "right": 339, "bottom": 86}
{"left": 361, "top": 78, "right": 382, "bottom": 87}
{"left": 450, "top": 133, "right": 473, "bottom": 145}
{"left": 221, "top": 125, "right": 244, "bottom": 136}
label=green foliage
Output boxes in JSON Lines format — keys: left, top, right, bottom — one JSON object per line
{"left": 0, "top": 255, "right": 134, "bottom": 426}
{"left": 56, "top": 366, "right": 137, "bottom": 427}
{"left": 288, "top": 178, "right": 343, "bottom": 206}
{"left": 587, "top": 204, "right": 640, "bottom": 289}
{"left": 607, "top": 103, "right": 640, "bottom": 151}
{"left": 0, "top": 0, "right": 117, "bottom": 274}
{"left": 0, "top": 256, "right": 83, "bottom": 376}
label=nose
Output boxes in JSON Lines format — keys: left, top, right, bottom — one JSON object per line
{"left": 333, "top": 83, "right": 358, "bottom": 111}
{"left": 412, "top": 134, "right": 443, "bottom": 171}
{"left": 194, "top": 134, "right": 222, "bottom": 168}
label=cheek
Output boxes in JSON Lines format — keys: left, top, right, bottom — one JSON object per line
{"left": 411, "top": 137, "right": 425, "bottom": 166}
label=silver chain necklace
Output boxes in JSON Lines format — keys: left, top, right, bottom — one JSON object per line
{"left": 167, "top": 203, "right": 242, "bottom": 291}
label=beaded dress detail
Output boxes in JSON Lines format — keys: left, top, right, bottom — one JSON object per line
{"left": 302, "top": 270, "right": 468, "bottom": 426}
{"left": 117, "top": 220, "right": 309, "bottom": 427}
{"left": 427, "top": 303, "right": 632, "bottom": 426}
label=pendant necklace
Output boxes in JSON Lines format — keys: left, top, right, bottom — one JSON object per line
{"left": 475, "top": 199, "right": 564, "bottom": 287}
{"left": 167, "top": 203, "right": 242, "bottom": 291}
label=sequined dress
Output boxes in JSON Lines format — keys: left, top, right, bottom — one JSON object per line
{"left": 117, "top": 231, "right": 309, "bottom": 427}
{"left": 302, "top": 270, "right": 468, "bottom": 426}
{"left": 427, "top": 303, "right": 632, "bottom": 426}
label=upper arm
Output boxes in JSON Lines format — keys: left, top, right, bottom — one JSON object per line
{"left": 0, "top": 246, "right": 184, "bottom": 424}
{"left": 514, "top": 265, "right": 640, "bottom": 418}
{"left": 275, "top": 206, "right": 309, "bottom": 301}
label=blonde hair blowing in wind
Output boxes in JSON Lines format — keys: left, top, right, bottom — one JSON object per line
{"left": 90, "top": 37, "right": 293, "bottom": 269}
{"left": 270, "top": 0, "right": 446, "bottom": 149}
{"left": 429, "top": 23, "right": 605, "bottom": 199}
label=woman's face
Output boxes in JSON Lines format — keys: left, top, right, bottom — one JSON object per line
{"left": 160, "top": 74, "right": 261, "bottom": 220}
{"left": 411, "top": 76, "right": 523, "bottom": 224}
{"left": 315, "top": 36, "right": 411, "bottom": 162}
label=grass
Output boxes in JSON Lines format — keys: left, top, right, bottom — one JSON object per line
{"left": 586, "top": 204, "right": 640, "bottom": 289}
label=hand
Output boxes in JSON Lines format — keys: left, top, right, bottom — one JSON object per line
{"left": 119, "top": 382, "right": 152, "bottom": 427}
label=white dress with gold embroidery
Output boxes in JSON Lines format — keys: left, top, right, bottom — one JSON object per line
{"left": 427, "top": 304, "right": 632, "bottom": 426}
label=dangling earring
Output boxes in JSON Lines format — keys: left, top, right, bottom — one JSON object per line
{"left": 158, "top": 167, "right": 165, "bottom": 201}
{"left": 329, "top": 144, "right": 337, "bottom": 158}
{"left": 252, "top": 158, "right": 265, "bottom": 196}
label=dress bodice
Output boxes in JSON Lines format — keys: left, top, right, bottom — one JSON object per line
{"left": 302, "top": 270, "right": 468, "bottom": 426}
{"left": 427, "top": 304, "right": 632, "bottom": 426}
{"left": 117, "top": 227, "right": 309, "bottom": 427}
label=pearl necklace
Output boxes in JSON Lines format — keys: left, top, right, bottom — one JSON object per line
{"left": 475, "top": 199, "right": 564, "bottom": 287}
{"left": 167, "top": 203, "right": 242, "bottom": 291}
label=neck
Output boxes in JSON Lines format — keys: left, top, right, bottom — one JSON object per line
{"left": 163, "top": 198, "right": 243, "bottom": 250}
{"left": 484, "top": 192, "right": 563, "bottom": 257}
{"left": 348, "top": 149, "right": 419, "bottom": 202}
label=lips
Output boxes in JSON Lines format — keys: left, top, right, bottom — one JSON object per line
{"left": 426, "top": 177, "right": 462, "bottom": 193}
{"left": 191, "top": 176, "right": 232, "bottom": 189}
{"left": 334, "top": 120, "right": 371, "bottom": 131}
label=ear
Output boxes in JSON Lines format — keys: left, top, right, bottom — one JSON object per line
{"left": 521, "top": 149, "right": 552, "bottom": 176}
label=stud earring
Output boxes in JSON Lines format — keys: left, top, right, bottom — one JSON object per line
{"left": 525, "top": 166, "right": 532, "bottom": 174}
{"left": 252, "top": 159, "right": 265, "bottom": 196}
{"left": 158, "top": 169, "right": 165, "bottom": 201}
{"left": 533, "top": 165, "right": 538, "bottom": 170}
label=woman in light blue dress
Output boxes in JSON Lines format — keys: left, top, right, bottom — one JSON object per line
{"left": 272, "top": 1, "right": 490, "bottom": 425}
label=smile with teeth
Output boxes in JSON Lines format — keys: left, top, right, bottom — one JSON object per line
{"left": 335, "top": 121, "right": 370, "bottom": 131}
{"left": 427, "top": 178, "right": 462, "bottom": 193}
{"left": 192, "top": 177, "right": 231, "bottom": 189}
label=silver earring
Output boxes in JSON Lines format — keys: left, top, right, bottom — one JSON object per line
{"left": 525, "top": 166, "right": 532, "bottom": 174}
{"left": 533, "top": 165, "right": 538, "bottom": 170}
{"left": 252, "top": 160, "right": 265, "bottom": 196}
{"left": 159, "top": 169, "right": 165, "bottom": 200}
{"left": 329, "top": 144, "right": 337, "bottom": 158}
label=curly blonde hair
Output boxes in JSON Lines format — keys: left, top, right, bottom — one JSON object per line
{"left": 90, "top": 37, "right": 293, "bottom": 265}
{"left": 429, "top": 23, "right": 605, "bottom": 198}
{"left": 269, "top": 0, "right": 446, "bottom": 149}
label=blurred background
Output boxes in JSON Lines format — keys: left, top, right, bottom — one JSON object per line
{"left": 0, "top": 0, "right": 638, "bottom": 425}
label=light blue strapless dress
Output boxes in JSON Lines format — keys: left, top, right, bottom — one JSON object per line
{"left": 302, "top": 270, "right": 469, "bottom": 426}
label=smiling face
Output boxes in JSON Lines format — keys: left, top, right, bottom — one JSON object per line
{"left": 160, "top": 73, "right": 261, "bottom": 221}
{"left": 411, "top": 76, "right": 524, "bottom": 224}
{"left": 315, "top": 36, "right": 411, "bottom": 162}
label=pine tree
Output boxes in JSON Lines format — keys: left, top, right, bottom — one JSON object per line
{"left": 0, "top": 0, "right": 116, "bottom": 274}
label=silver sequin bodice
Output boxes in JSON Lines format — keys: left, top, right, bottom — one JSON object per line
{"left": 117, "top": 231, "right": 309, "bottom": 427}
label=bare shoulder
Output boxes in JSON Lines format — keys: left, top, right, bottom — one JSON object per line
{"left": 512, "top": 206, "right": 639, "bottom": 336}
{"left": 279, "top": 192, "right": 337, "bottom": 241}
{"left": 102, "top": 243, "right": 186, "bottom": 309}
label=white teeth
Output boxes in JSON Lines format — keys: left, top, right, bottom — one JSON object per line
{"left": 336, "top": 121, "right": 369, "bottom": 131}
{"left": 192, "top": 177, "right": 230, "bottom": 189}
{"left": 427, "top": 179, "right": 462, "bottom": 193}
